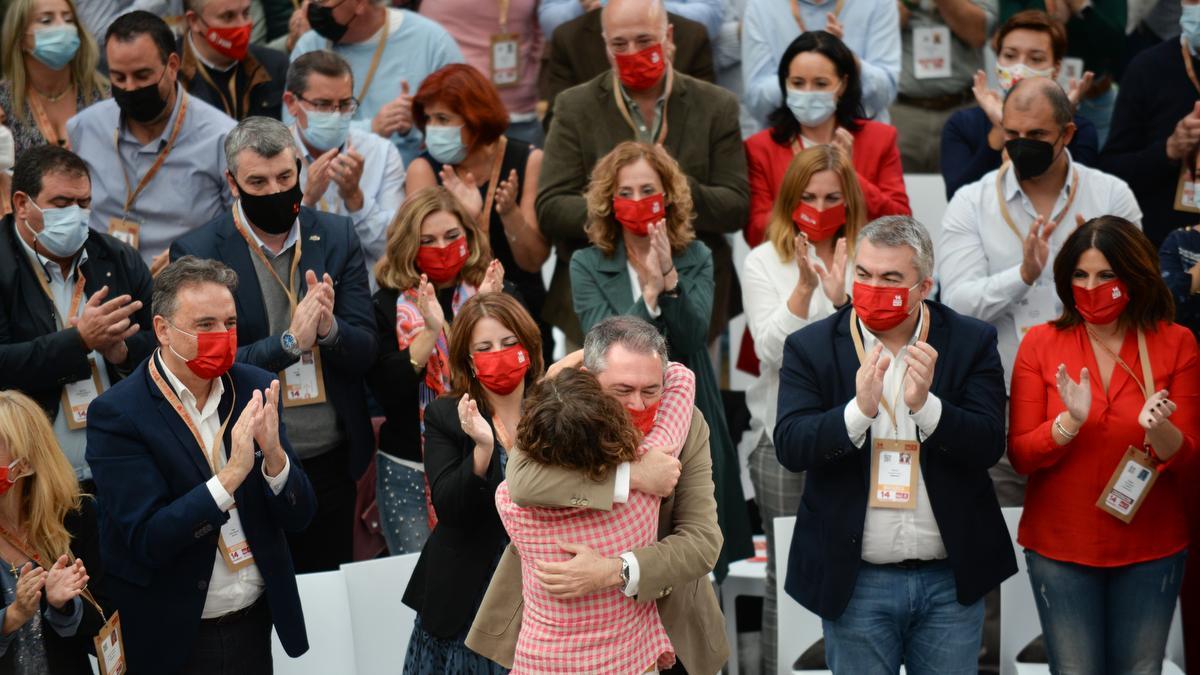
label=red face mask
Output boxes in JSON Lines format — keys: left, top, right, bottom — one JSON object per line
{"left": 1072, "top": 279, "right": 1129, "bottom": 325}
{"left": 613, "top": 193, "right": 665, "bottom": 237}
{"left": 793, "top": 202, "right": 845, "bottom": 242}
{"left": 613, "top": 43, "right": 667, "bottom": 91}
{"left": 472, "top": 344, "right": 531, "bottom": 395}
{"left": 201, "top": 23, "right": 252, "bottom": 62}
{"left": 0, "top": 460, "right": 27, "bottom": 497}
{"left": 416, "top": 240, "right": 470, "bottom": 284}
{"left": 627, "top": 400, "right": 661, "bottom": 435}
{"left": 170, "top": 325, "right": 237, "bottom": 380}
{"left": 852, "top": 281, "right": 917, "bottom": 332}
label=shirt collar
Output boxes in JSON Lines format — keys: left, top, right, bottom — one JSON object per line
{"left": 187, "top": 31, "right": 237, "bottom": 73}
{"left": 156, "top": 348, "right": 226, "bottom": 418}
{"left": 617, "top": 80, "right": 669, "bottom": 109}
{"left": 236, "top": 200, "right": 299, "bottom": 258}
{"left": 1003, "top": 149, "right": 1076, "bottom": 203}
{"left": 13, "top": 219, "right": 87, "bottom": 281}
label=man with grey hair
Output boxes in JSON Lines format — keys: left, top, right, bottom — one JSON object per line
{"left": 939, "top": 75, "right": 1140, "bottom": 506}
{"left": 171, "top": 115, "right": 377, "bottom": 574}
{"left": 775, "top": 215, "right": 1015, "bottom": 673}
{"left": 468, "top": 315, "right": 729, "bottom": 675}
{"left": 86, "top": 255, "right": 316, "bottom": 673}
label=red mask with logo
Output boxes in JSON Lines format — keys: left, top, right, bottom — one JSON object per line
{"left": 614, "top": 43, "right": 667, "bottom": 91}
{"left": 852, "top": 282, "right": 916, "bottom": 332}
{"left": 473, "top": 344, "right": 530, "bottom": 395}
{"left": 172, "top": 326, "right": 238, "bottom": 380}
{"left": 793, "top": 202, "right": 845, "bottom": 242}
{"left": 627, "top": 400, "right": 661, "bottom": 435}
{"left": 202, "top": 23, "right": 252, "bottom": 62}
{"left": 613, "top": 193, "right": 665, "bottom": 237}
{"left": 1072, "top": 279, "right": 1129, "bottom": 325}
{"left": 416, "top": 240, "right": 470, "bottom": 284}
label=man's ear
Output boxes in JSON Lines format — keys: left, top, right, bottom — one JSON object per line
{"left": 225, "top": 171, "right": 240, "bottom": 200}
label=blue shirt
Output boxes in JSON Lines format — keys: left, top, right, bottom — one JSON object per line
{"left": 741, "top": 0, "right": 900, "bottom": 124}
{"left": 288, "top": 8, "right": 464, "bottom": 167}
{"left": 538, "top": 0, "right": 725, "bottom": 40}
{"left": 1160, "top": 226, "right": 1200, "bottom": 337}
{"left": 67, "top": 84, "right": 236, "bottom": 266}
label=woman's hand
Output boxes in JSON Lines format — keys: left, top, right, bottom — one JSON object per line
{"left": 479, "top": 259, "right": 505, "bottom": 295}
{"left": 1139, "top": 389, "right": 1177, "bottom": 431}
{"left": 4, "top": 564, "right": 44, "bottom": 634}
{"left": 546, "top": 350, "right": 584, "bottom": 379}
{"left": 494, "top": 169, "right": 520, "bottom": 217}
{"left": 628, "top": 245, "right": 666, "bottom": 303}
{"left": 44, "top": 555, "right": 87, "bottom": 610}
{"left": 819, "top": 237, "right": 849, "bottom": 306}
{"left": 458, "top": 395, "right": 494, "bottom": 451}
{"left": 415, "top": 274, "right": 445, "bottom": 335}
{"left": 832, "top": 127, "right": 855, "bottom": 159}
{"left": 1066, "top": 71, "right": 1095, "bottom": 109}
{"left": 794, "top": 233, "right": 820, "bottom": 292}
{"left": 440, "top": 165, "right": 483, "bottom": 218}
{"left": 973, "top": 70, "right": 1003, "bottom": 127}
{"left": 1056, "top": 364, "right": 1092, "bottom": 424}
{"left": 647, "top": 220, "right": 673, "bottom": 275}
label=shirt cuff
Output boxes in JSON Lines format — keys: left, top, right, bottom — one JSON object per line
{"left": 44, "top": 596, "right": 82, "bottom": 637}
{"left": 317, "top": 317, "right": 340, "bottom": 346}
{"left": 613, "top": 462, "right": 631, "bottom": 504}
{"left": 908, "top": 393, "right": 943, "bottom": 440}
{"left": 206, "top": 475, "right": 235, "bottom": 512}
{"left": 619, "top": 551, "right": 641, "bottom": 597}
{"left": 843, "top": 400, "right": 876, "bottom": 449}
{"left": 262, "top": 454, "right": 291, "bottom": 495}
{"left": 644, "top": 300, "right": 662, "bottom": 318}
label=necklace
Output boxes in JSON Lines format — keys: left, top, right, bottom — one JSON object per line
{"left": 30, "top": 81, "right": 72, "bottom": 103}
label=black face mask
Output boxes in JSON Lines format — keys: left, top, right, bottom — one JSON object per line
{"left": 307, "top": 2, "right": 349, "bottom": 43}
{"left": 1005, "top": 136, "right": 1061, "bottom": 181}
{"left": 112, "top": 69, "right": 170, "bottom": 123}
{"left": 234, "top": 164, "right": 303, "bottom": 235}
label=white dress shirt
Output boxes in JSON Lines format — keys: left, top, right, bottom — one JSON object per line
{"left": 157, "top": 354, "right": 290, "bottom": 618}
{"left": 841, "top": 309, "right": 947, "bottom": 564}
{"left": 938, "top": 152, "right": 1142, "bottom": 389}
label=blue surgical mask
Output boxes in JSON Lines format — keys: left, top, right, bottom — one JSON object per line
{"left": 786, "top": 89, "right": 837, "bottom": 128}
{"left": 301, "top": 110, "right": 351, "bottom": 151}
{"left": 30, "top": 24, "right": 80, "bottom": 70}
{"left": 1182, "top": 3, "right": 1200, "bottom": 51}
{"left": 425, "top": 125, "right": 468, "bottom": 165}
{"left": 24, "top": 202, "right": 90, "bottom": 258}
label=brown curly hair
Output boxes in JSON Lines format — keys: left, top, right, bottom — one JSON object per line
{"left": 583, "top": 141, "right": 696, "bottom": 257}
{"left": 515, "top": 369, "right": 640, "bottom": 482}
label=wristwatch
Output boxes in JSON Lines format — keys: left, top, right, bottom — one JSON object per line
{"left": 281, "top": 330, "right": 303, "bottom": 358}
{"left": 618, "top": 557, "right": 631, "bottom": 592}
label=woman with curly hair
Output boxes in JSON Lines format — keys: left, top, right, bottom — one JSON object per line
{"left": 569, "top": 140, "right": 754, "bottom": 577}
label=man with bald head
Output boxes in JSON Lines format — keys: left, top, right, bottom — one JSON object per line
{"left": 937, "top": 76, "right": 1141, "bottom": 505}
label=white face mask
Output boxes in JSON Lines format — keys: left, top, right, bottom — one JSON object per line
{"left": 996, "top": 62, "right": 1055, "bottom": 92}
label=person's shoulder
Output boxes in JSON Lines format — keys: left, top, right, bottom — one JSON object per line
{"left": 68, "top": 97, "right": 118, "bottom": 129}
{"left": 1153, "top": 321, "right": 1200, "bottom": 351}
{"left": 1161, "top": 225, "right": 1200, "bottom": 249}
{"left": 855, "top": 119, "right": 898, "bottom": 143}
{"left": 347, "top": 126, "right": 392, "bottom": 154}
{"left": 304, "top": 205, "right": 355, "bottom": 237}
{"left": 250, "top": 43, "right": 290, "bottom": 74}
{"left": 947, "top": 165, "right": 997, "bottom": 211}
{"left": 185, "top": 94, "right": 237, "bottom": 133}
{"left": 1128, "top": 36, "right": 1180, "bottom": 75}
{"left": 87, "top": 230, "right": 146, "bottom": 269}
{"left": 173, "top": 211, "right": 232, "bottom": 252}
{"left": 397, "top": 8, "right": 453, "bottom": 40}
{"left": 932, "top": 300, "right": 998, "bottom": 341}
{"left": 788, "top": 306, "right": 847, "bottom": 351}
{"left": 946, "top": 105, "right": 985, "bottom": 128}
{"left": 745, "top": 127, "right": 778, "bottom": 151}
{"left": 423, "top": 396, "right": 463, "bottom": 428}
{"left": 230, "top": 362, "right": 277, "bottom": 390}
{"left": 291, "top": 30, "right": 322, "bottom": 58}
{"left": 1075, "top": 161, "right": 1135, "bottom": 198}
{"left": 745, "top": 240, "right": 783, "bottom": 267}
{"left": 680, "top": 238, "right": 713, "bottom": 263}
{"left": 676, "top": 72, "right": 737, "bottom": 105}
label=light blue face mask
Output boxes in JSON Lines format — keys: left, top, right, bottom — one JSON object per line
{"left": 425, "top": 125, "right": 468, "bottom": 165}
{"left": 24, "top": 202, "right": 90, "bottom": 258}
{"left": 30, "top": 24, "right": 80, "bottom": 70}
{"left": 301, "top": 110, "right": 352, "bottom": 151}
{"left": 1182, "top": 3, "right": 1200, "bottom": 51}
{"left": 786, "top": 88, "right": 838, "bottom": 128}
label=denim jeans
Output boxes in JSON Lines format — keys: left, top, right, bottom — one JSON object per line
{"left": 1026, "top": 549, "right": 1185, "bottom": 675}
{"left": 823, "top": 560, "right": 984, "bottom": 674}
{"left": 377, "top": 454, "right": 431, "bottom": 555}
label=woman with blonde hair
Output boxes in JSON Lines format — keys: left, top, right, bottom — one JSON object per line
{"left": 570, "top": 140, "right": 754, "bottom": 577}
{"left": 367, "top": 186, "right": 503, "bottom": 555}
{"left": 0, "top": 389, "right": 103, "bottom": 673}
{"left": 740, "top": 144, "right": 865, "bottom": 673}
{"left": 0, "top": 0, "right": 107, "bottom": 156}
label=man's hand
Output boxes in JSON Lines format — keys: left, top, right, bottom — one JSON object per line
{"left": 44, "top": 555, "right": 87, "bottom": 610}
{"left": 832, "top": 127, "right": 855, "bottom": 160}
{"left": 371, "top": 80, "right": 413, "bottom": 138}
{"left": 1166, "top": 102, "right": 1200, "bottom": 162}
{"left": 902, "top": 342, "right": 938, "bottom": 413}
{"left": 629, "top": 447, "right": 681, "bottom": 497}
{"left": 580, "top": 0, "right": 602, "bottom": 10}
{"left": 305, "top": 270, "right": 336, "bottom": 339}
{"left": 534, "top": 542, "right": 623, "bottom": 599}
{"left": 1019, "top": 214, "right": 1057, "bottom": 285}
{"left": 301, "top": 147, "right": 338, "bottom": 207}
{"left": 286, "top": 1, "right": 311, "bottom": 52}
{"left": 331, "top": 143, "right": 365, "bottom": 211}
{"left": 825, "top": 12, "right": 844, "bottom": 38}
{"left": 855, "top": 343, "right": 889, "bottom": 418}
{"left": 218, "top": 390, "right": 262, "bottom": 495}
{"left": 1189, "top": 260, "right": 1200, "bottom": 294}
{"left": 72, "top": 286, "right": 143, "bottom": 353}
{"left": 256, "top": 380, "right": 287, "bottom": 477}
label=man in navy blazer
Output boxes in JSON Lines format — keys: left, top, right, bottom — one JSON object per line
{"left": 170, "top": 116, "right": 377, "bottom": 573}
{"left": 774, "top": 216, "right": 1016, "bottom": 673}
{"left": 86, "top": 257, "right": 316, "bottom": 674}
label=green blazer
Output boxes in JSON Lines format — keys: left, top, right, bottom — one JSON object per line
{"left": 570, "top": 240, "right": 755, "bottom": 577}
{"left": 536, "top": 69, "right": 749, "bottom": 345}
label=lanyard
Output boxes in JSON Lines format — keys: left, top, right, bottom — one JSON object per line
{"left": 497, "top": 0, "right": 511, "bottom": 32}
{"left": 1086, "top": 327, "right": 1155, "bottom": 400}
{"left": 354, "top": 15, "right": 390, "bottom": 106}
{"left": 31, "top": 260, "right": 86, "bottom": 329}
{"left": 791, "top": 0, "right": 846, "bottom": 31}
{"left": 848, "top": 303, "right": 930, "bottom": 434}
{"left": 148, "top": 353, "right": 236, "bottom": 475}
{"left": 1183, "top": 41, "right": 1200, "bottom": 96}
{"left": 232, "top": 205, "right": 303, "bottom": 313}
{"left": 612, "top": 68, "right": 673, "bottom": 145}
{"left": 0, "top": 523, "right": 108, "bottom": 620}
{"left": 480, "top": 136, "right": 509, "bottom": 230}
{"left": 492, "top": 413, "right": 514, "bottom": 450}
{"left": 27, "top": 90, "right": 71, "bottom": 149}
{"left": 114, "top": 92, "right": 190, "bottom": 215}
{"left": 995, "top": 161, "right": 1080, "bottom": 244}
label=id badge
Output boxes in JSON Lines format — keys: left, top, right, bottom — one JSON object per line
{"left": 490, "top": 33, "right": 520, "bottom": 88}
{"left": 1175, "top": 153, "right": 1200, "bottom": 213}
{"left": 93, "top": 611, "right": 127, "bottom": 675}
{"left": 280, "top": 348, "right": 327, "bottom": 408}
{"left": 219, "top": 507, "right": 255, "bottom": 571}
{"left": 869, "top": 439, "right": 920, "bottom": 509}
{"left": 912, "top": 26, "right": 951, "bottom": 80}
{"left": 61, "top": 358, "right": 104, "bottom": 431}
{"left": 107, "top": 217, "right": 141, "bottom": 249}
{"left": 1013, "top": 280, "right": 1061, "bottom": 339}
{"left": 1097, "top": 446, "right": 1159, "bottom": 523}
{"left": 1057, "top": 57, "right": 1084, "bottom": 91}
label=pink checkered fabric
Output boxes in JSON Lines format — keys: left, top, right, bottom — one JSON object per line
{"left": 495, "top": 364, "right": 696, "bottom": 674}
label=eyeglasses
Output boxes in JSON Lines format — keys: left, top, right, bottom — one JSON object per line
{"left": 295, "top": 94, "right": 358, "bottom": 115}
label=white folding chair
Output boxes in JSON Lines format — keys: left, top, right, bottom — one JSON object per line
{"left": 720, "top": 536, "right": 767, "bottom": 675}
{"left": 774, "top": 516, "right": 830, "bottom": 675}
{"left": 341, "top": 553, "right": 421, "bottom": 675}
{"left": 272, "top": 570, "right": 358, "bottom": 675}
{"left": 903, "top": 174, "right": 949, "bottom": 249}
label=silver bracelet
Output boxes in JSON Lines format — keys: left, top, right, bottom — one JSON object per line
{"left": 1053, "top": 414, "right": 1079, "bottom": 440}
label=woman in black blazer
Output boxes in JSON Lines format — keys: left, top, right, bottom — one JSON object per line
{"left": 401, "top": 293, "right": 544, "bottom": 675}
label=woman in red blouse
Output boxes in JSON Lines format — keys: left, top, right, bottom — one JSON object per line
{"left": 1009, "top": 216, "right": 1199, "bottom": 673}
{"left": 743, "top": 31, "right": 909, "bottom": 248}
